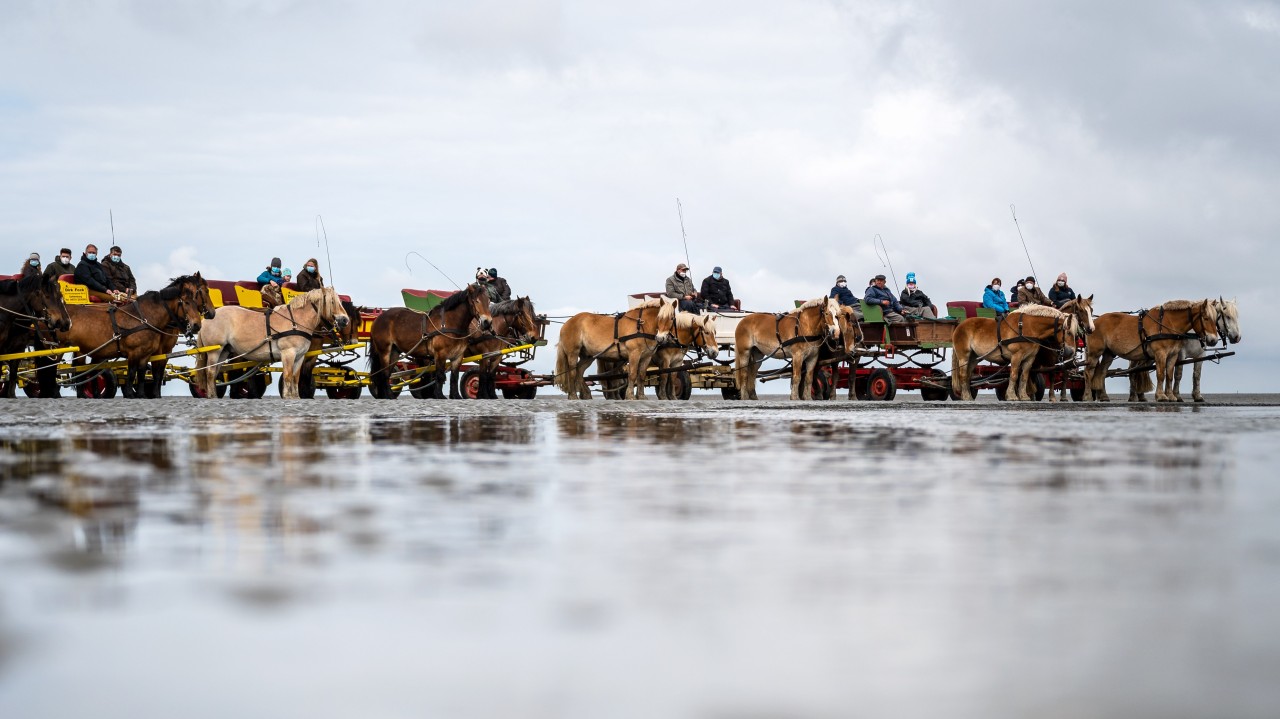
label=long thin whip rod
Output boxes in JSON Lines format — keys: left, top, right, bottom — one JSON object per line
{"left": 405, "top": 251, "right": 462, "bottom": 290}
{"left": 316, "top": 215, "right": 336, "bottom": 288}
{"left": 1010, "top": 204, "right": 1039, "bottom": 281}
{"left": 109, "top": 209, "right": 116, "bottom": 245}
{"left": 676, "top": 198, "right": 691, "bottom": 270}
{"left": 873, "top": 234, "right": 901, "bottom": 296}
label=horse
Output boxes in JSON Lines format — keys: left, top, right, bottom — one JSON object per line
{"left": 52, "top": 274, "right": 214, "bottom": 399}
{"left": 951, "top": 296, "right": 1093, "bottom": 401}
{"left": 367, "top": 282, "right": 493, "bottom": 399}
{"left": 831, "top": 305, "right": 864, "bottom": 400}
{"left": 195, "top": 287, "right": 349, "bottom": 400}
{"left": 1126, "top": 297, "right": 1241, "bottom": 403}
{"left": 652, "top": 312, "right": 719, "bottom": 399}
{"left": 296, "top": 298, "right": 363, "bottom": 398}
{"left": 1083, "top": 299, "right": 1219, "bottom": 403}
{"left": 733, "top": 297, "right": 841, "bottom": 400}
{"left": 0, "top": 273, "right": 73, "bottom": 397}
{"left": 554, "top": 297, "right": 678, "bottom": 400}
{"left": 451, "top": 296, "right": 541, "bottom": 399}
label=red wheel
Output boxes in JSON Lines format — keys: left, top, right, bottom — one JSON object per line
{"left": 461, "top": 369, "right": 482, "bottom": 399}
{"left": 76, "top": 371, "right": 119, "bottom": 399}
{"left": 866, "top": 368, "right": 897, "bottom": 401}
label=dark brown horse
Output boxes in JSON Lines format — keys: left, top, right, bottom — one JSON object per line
{"left": 0, "top": 273, "right": 73, "bottom": 397}
{"left": 452, "top": 296, "right": 541, "bottom": 399}
{"left": 53, "top": 274, "right": 215, "bottom": 399}
{"left": 368, "top": 282, "right": 493, "bottom": 399}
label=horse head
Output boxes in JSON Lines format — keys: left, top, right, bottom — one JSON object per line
{"left": 1070, "top": 294, "right": 1095, "bottom": 335}
{"left": 836, "top": 306, "right": 862, "bottom": 355}
{"left": 1196, "top": 298, "right": 1220, "bottom": 345}
{"left": 506, "top": 296, "right": 540, "bottom": 345}
{"left": 318, "top": 288, "right": 350, "bottom": 329}
{"left": 159, "top": 278, "right": 207, "bottom": 334}
{"left": 689, "top": 313, "right": 719, "bottom": 360}
{"left": 467, "top": 282, "right": 493, "bottom": 332}
{"left": 36, "top": 274, "right": 72, "bottom": 331}
{"left": 186, "top": 271, "right": 217, "bottom": 320}
{"left": 823, "top": 297, "right": 841, "bottom": 339}
{"left": 655, "top": 296, "right": 677, "bottom": 344}
{"left": 1215, "top": 296, "right": 1241, "bottom": 345}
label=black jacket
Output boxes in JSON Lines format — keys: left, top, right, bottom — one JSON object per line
{"left": 491, "top": 276, "right": 512, "bottom": 302}
{"left": 103, "top": 258, "right": 137, "bottom": 293}
{"left": 74, "top": 255, "right": 114, "bottom": 293}
{"left": 700, "top": 275, "right": 734, "bottom": 307}
{"left": 43, "top": 260, "right": 75, "bottom": 284}
{"left": 1048, "top": 284, "right": 1076, "bottom": 307}
{"left": 900, "top": 287, "right": 932, "bottom": 309}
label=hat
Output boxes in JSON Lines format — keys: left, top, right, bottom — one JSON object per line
{"left": 488, "top": 268, "right": 498, "bottom": 278}
{"left": 712, "top": 266, "right": 722, "bottom": 273}
{"left": 906, "top": 272, "right": 916, "bottom": 284}
{"left": 29, "top": 252, "right": 40, "bottom": 260}
{"left": 283, "top": 267, "right": 292, "bottom": 276}
{"left": 1026, "top": 276, "right": 1036, "bottom": 283}
{"left": 836, "top": 274, "right": 846, "bottom": 282}
{"left": 676, "top": 263, "right": 689, "bottom": 271}
{"left": 874, "top": 274, "right": 886, "bottom": 281}
{"left": 1056, "top": 272, "right": 1068, "bottom": 282}
{"left": 271, "top": 257, "right": 281, "bottom": 268}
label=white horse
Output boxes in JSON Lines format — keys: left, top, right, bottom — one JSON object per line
{"left": 195, "top": 287, "right": 349, "bottom": 399}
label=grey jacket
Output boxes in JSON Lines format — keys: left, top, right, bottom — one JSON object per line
{"left": 665, "top": 273, "right": 695, "bottom": 299}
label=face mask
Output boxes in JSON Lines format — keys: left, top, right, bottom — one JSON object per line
{"left": 272, "top": 269, "right": 281, "bottom": 276}
{"left": 61, "top": 256, "right": 71, "bottom": 263}
{"left": 992, "top": 285, "right": 1001, "bottom": 291}
{"left": 111, "top": 255, "right": 121, "bottom": 263}
{"left": 1057, "top": 281, "right": 1065, "bottom": 287}
{"left": 87, "top": 253, "right": 97, "bottom": 261}
{"left": 307, "top": 266, "right": 316, "bottom": 273}
{"left": 907, "top": 284, "right": 916, "bottom": 290}
{"left": 678, "top": 271, "right": 687, "bottom": 278}
{"left": 712, "top": 272, "right": 721, "bottom": 280}
{"left": 1026, "top": 283, "right": 1035, "bottom": 290}
{"left": 29, "top": 259, "right": 39, "bottom": 266}
{"left": 837, "top": 282, "right": 847, "bottom": 288}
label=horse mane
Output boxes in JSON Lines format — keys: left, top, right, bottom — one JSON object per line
{"left": 168, "top": 274, "right": 198, "bottom": 286}
{"left": 289, "top": 287, "right": 333, "bottom": 310}
{"left": 1158, "top": 299, "right": 1196, "bottom": 310}
{"left": 438, "top": 285, "right": 475, "bottom": 312}
{"left": 636, "top": 297, "right": 668, "bottom": 308}
{"left": 490, "top": 298, "right": 532, "bottom": 318}
{"left": 17, "top": 273, "right": 41, "bottom": 293}
{"left": 675, "top": 311, "right": 700, "bottom": 329}
{"left": 141, "top": 289, "right": 167, "bottom": 302}
{"left": 1010, "top": 304, "right": 1066, "bottom": 318}
{"left": 798, "top": 297, "right": 826, "bottom": 310}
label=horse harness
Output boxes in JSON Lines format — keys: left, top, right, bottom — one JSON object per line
{"left": 107, "top": 296, "right": 192, "bottom": 356}
{"left": 263, "top": 304, "right": 316, "bottom": 362}
{"left": 993, "top": 312, "right": 1069, "bottom": 362}
{"left": 773, "top": 310, "right": 828, "bottom": 350}
{"left": 1136, "top": 305, "right": 1205, "bottom": 358}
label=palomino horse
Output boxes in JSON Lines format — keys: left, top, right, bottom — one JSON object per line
{"left": 653, "top": 312, "right": 719, "bottom": 399}
{"left": 297, "top": 298, "right": 363, "bottom": 398}
{"left": 0, "top": 273, "right": 73, "bottom": 397}
{"left": 831, "top": 305, "right": 865, "bottom": 400}
{"left": 734, "top": 297, "right": 841, "bottom": 400}
{"left": 555, "top": 297, "right": 678, "bottom": 400}
{"left": 1126, "top": 297, "right": 1241, "bottom": 403}
{"left": 452, "top": 296, "right": 541, "bottom": 399}
{"left": 195, "top": 287, "right": 349, "bottom": 400}
{"left": 951, "top": 296, "right": 1093, "bottom": 401}
{"left": 54, "top": 274, "right": 214, "bottom": 399}
{"left": 1083, "top": 299, "right": 1219, "bottom": 403}
{"left": 367, "top": 282, "right": 493, "bottom": 399}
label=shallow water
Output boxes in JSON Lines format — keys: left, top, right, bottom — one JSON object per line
{"left": 2, "top": 398, "right": 1279, "bottom": 718}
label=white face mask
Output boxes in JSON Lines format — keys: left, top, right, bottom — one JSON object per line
{"left": 1057, "top": 281, "right": 1065, "bottom": 287}
{"left": 993, "top": 284, "right": 1001, "bottom": 291}
{"left": 837, "top": 281, "right": 847, "bottom": 288}
{"left": 61, "top": 256, "right": 71, "bottom": 263}
{"left": 1026, "top": 283, "right": 1035, "bottom": 290}
{"left": 678, "top": 271, "right": 687, "bottom": 278}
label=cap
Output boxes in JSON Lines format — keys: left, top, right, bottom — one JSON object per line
{"left": 836, "top": 274, "right": 846, "bottom": 282}
{"left": 271, "top": 257, "right": 282, "bottom": 268}
{"left": 283, "top": 267, "right": 292, "bottom": 276}
{"left": 676, "top": 263, "right": 689, "bottom": 271}
{"left": 906, "top": 272, "right": 916, "bottom": 283}
{"left": 488, "top": 268, "right": 498, "bottom": 277}
{"left": 874, "top": 274, "right": 886, "bottom": 281}
{"left": 29, "top": 252, "right": 40, "bottom": 260}
{"left": 712, "top": 266, "right": 722, "bottom": 273}
{"left": 1026, "top": 276, "right": 1036, "bottom": 282}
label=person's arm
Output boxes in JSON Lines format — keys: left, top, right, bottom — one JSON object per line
{"left": 75, "top": 263, "right": 109, "bottom": 293}
{"left": 725, "top": 281, "right": 734, "bottom": 306}
{"left": 124, "top": 265, "right": 137, "bottom": 293}
{"left": 665, "top": 276, "right": 680, "bottom": 299}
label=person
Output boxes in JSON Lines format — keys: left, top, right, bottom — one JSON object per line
{"left": 75, "top": 244, "right": 125, "bottom": 303}
{"left": 103, "top": 245, "right": 138, "bottom": 298}
{"left": 898, "top": 271, "right": 936, "bottom": 319}
{"left": 487, "top": 268, "right": 512, "bottom": 303}
{"left": 475, "top": 268, "right": 502, "bottom": 303}
{"left": 1016, "top": 275, "right": 1051, "bottom": 306}
{"left": 664, "top": 262, "right": 699, "bottom": 313}
{"left": 1048, "top": 272, "right": 1077, "bottom": 308}
{"left": 296, "top": 257, "right": 324, "bottom": 292}
{"left": 983, "top": 277, "right": 1009, "bottom": 315}
{"left": 699, "top": 266, "right": 734, "bottom": 311}
{"left": 21, "top": 252, "right": 41, "bottom": 279}
{"left": 257, "top": 257, "right": 285, "bottom": 307}
{"left": 1011, "top": 278, "right": 1026, "bottom": 306}
{"left": 864, "top": 274, "right": 906, "bottom": 324}
{"left": 282, "top": 267, "right": 293, "bottom": 285}
{"left": 43, "top": 248, "right": 75, "bottom": 284}
{"left": 829, "top": 274, "right": 856, "bottom": 306}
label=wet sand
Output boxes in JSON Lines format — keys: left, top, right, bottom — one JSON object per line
{"left": 2, "top": 398, "right": 1279, "bottom": 718}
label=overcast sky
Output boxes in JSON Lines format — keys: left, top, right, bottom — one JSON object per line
{"left": 1, "top": 0, "right": 1273, "bottom": 392}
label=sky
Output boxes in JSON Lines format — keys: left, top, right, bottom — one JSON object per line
{"left": 1, "top": 0, "right": 1274, "bottom": 392}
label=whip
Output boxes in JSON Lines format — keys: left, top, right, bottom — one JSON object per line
{"left": 316, "top": 215, "right": 336, "bottom": 288}
{"left": 676, "top": 198, "right": 692, "bottom": 271}
{"left": 873, "top": 234, "right": 901, "bottom": 296}
{"left": 1010, "top": 204, "right": 1040, "bottom": 282}
{"left": 405, "top": 251, "right": 462, "bottom": 290}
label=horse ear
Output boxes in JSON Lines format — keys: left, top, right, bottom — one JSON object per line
{"left": 1087, "top": 294, "right": 1093, "bottom": 301}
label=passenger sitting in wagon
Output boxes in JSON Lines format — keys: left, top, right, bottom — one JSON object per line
{"left": 296, "top": 257, "right": 324, "bottom": 291}
{"left": 1048, "top": 272, "right": 1076, "bottom": 308}
{"left": 699, "top": 265, "right": 735, "bottom": 311}
{"left": 21, "top": 252, "right": 41, "bottom": 279}
{"left": 1016, "top": 275, "right": 1051, "bottom": 306}
{"left": 899, "top": 271, "right": 936, "bottom": 319}
{"left": 75, "top": 243, "right": 126, "bottom": 303}
{"left": 103, "top": 245, "right": 138, "bottom": 299}
{"left": 43, "top": 248, "right": 75, "bottom": 284}
{"left": 829, "top": 275, "right": 863, "bottom": 319}
{"left": 257, "top": 257, "right": 285, "bottom": 307}
{"left": 983, "top": 277, "right": 1009, "bottom": 315}
{"left": 665, "top": 262, "right": 699, "bottom": 313}
{"left": 865, "top": 274, "right": 906, "bottom": 324}
{"left": 486, "top": 268, "right": 512, "bottom": 303}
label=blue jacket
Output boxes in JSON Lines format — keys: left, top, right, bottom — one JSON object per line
{"left": 257, "top": 268, "right": 283, "bottom": 285}
{"left": 830, "top": 284, "right": 857, "bottom": 307}
{"left": 864, "top": 284, "right": 901, "bottom": 312}
{"left": 983, "top": 285, "right": 1009, "bottom": 313}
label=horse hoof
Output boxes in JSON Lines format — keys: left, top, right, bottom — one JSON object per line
{"left": 1194, "top": 397, "right": 1206, "bottom": 403}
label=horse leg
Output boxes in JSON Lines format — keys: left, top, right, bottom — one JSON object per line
{"left": 1192, "top": 361, "right": 1204, "bottom": 402}
{"left": 280, "top": 347, "right": 297, "bottom": 399}
{"left": 789, "top": 348, "right": 804, "bottom": 400}
{"left": 149, "top": 358, "right": 167, "bottom": 398}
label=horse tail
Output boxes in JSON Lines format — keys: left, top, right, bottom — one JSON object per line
{"left": 1133, "top": 367, "right": 1154, "bottom": 396}
{"left": 368, "top": 336, "right": 391, "bottom": 399}
{"left": 554, "top": 338, "right": 573, "bottom": 395}
{"left": 951, "top": 326, "right": 967, "bottom": 399}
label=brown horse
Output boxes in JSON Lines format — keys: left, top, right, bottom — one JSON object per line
{"left": 652, "top": 311, "right": 719, "bottom": 399}
{"left": 1084, "top": 299, "right": 1220, "bottom": 402}
{"left": 734, "top": 297, "right": 840, "bottom": 400}
{"left": 195, "top": 287, "right": 349, "bottom": 399}
{"left": 54, "top": 274, "right": 215, "bottom": 398}
{"left": 0, "top": 273, "right": 73, "bottom": 397}
{"left": 297, "top": 298, "right": 363, "bottom": 398}
{"left": 554, "top": 297, "right": 678, "bottom": 400}
{"left": 950, "top": 296, "right": 1093, "bottom": 401}
{"left": 452, "top": 296, "right": 541, "bottom": 399}
{"left": 368, "top": 282, "right": 494, "bottom": 399}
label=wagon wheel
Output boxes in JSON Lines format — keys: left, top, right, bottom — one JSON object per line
{"left": 461, "top": 369, "right": 483, "bottom": 399}
{"left": 76, "top": 370, "right": 119, "bottom": 399}
{"left": 324, "top": 368, "right": 363, "bottom": 400}
{"left": 865, "top": 367, "right": 897, "bottom": 401}
{"left": 675, "top": 370, "right": 693, "bottom": 401}
{"left": 1031, "top": 373, "right": 1046, "bottom": 402}
{"left": 720, "top": 387, "right": 741, "bottom": 400}
{"left": 277, "top": 371, "right": 318, "bottom": 399}
{"left": 810, "top": 366, "right": 833, "bottom": 400}
{"left": 920, "top": 369, "right": 949, "bottom": 402}
{"left": 229, "top": 370, "right": 269, "bottom": 400}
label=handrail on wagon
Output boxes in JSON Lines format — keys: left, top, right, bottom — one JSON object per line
{"left": 388, "top": 343, "right": 535, "bottom": 380}
{"left": 0, "top": 345, "right": 79, "bottom": 362}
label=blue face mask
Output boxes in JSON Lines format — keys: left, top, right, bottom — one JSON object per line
{"left": 29, "top": 259, "right": 39, "bottom": 266}
{"left": 306, "top": 266, "right": 316, "bottom": 273}
{"left": 272, "top": 268, "right": 281, "bottom": 276}
{"left": 86, "top": 253, "right": 97, "bottom": 261}
{"left": 712, "top": 272, "right": 721, "bottom": 280}
{"left": 110, "top": 255, "right": 121, "bottom": 263}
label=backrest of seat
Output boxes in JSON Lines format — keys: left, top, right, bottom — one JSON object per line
{"left": 235, "top": 284, "right": 264, "bottom": 308}
{"left": 402, "top": 288, "right": 451, "bottom": 312}
{"left": 975, "top": 307, "right": 998, "bottom": 319}
{"left": 860, "top": 299, "right": 884, "bottom": 323}
{"left": 205, "top": 280, "right": 240, "bottom": 307}
{"left": 946, "top": 300, "right": 983, "bottom": 319}
{"left": 58, "top": 277, "right": 90, "bottom": 305}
